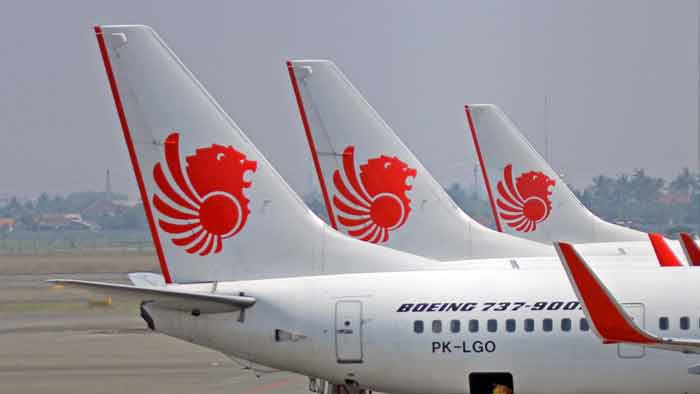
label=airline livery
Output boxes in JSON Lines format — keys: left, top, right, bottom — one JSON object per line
{"left": 53, "top": 25, "right": 700, "bottom": 394}
{"left": 286, "top": 60, "right": 683, "bottom": 266}
{"left": 465, "top": 104, "right": 688, "bottom": 262}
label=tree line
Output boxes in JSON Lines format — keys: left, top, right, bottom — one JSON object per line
{"left": 2, "top": 167, "right": 699, "bottom": 235}
{"left": 444, "top": 167, "right": 699, "bottom": 235}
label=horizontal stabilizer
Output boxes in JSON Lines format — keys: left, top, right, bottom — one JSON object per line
{"left": 128, "top": 272, "right": 166, "bottom": 287}
{"left": 48, "top": 279, "right": 255, "bottom": 314}
{"left": 679, "top": 233, "right": 700, "bottom": 267}
{"left": 554, "top": 242, "right": 700, "bottom": 354}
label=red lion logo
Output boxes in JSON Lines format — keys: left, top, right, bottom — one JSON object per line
{"left": 152, "top": 132, "right": 257, "bottom": 256}
{"left": 496, "top": 164, "right": 555, "bottom": 233}
{"left": 332, "top": 146, "right": 416, "bottom": 244}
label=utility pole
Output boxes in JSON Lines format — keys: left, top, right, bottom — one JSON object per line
{"left": 105, "top": 169, "right": 112, "bottom": 202}
{"left": 473, "top": 163, "right": 480, "bottom": 200}
{"left": 544, "top": 95, "right": 550, "bottom": 163}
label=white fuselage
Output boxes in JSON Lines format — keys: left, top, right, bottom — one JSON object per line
{"left": 146, "top": 266, "right": 700, "bottom": 394}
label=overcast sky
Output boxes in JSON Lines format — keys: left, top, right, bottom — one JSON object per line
{"left": 1, "top": 0, "right": 698, "bottom": 199}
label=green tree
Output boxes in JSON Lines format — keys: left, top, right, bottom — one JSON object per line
{"left": 36, "top": 192, "right": 50, "bottom": 213}
{"left": 123, "top": 205, "right": 148, "bottom": 229}
{"left": 5, "top": 198, "right": 22, "bottom": 217}
{"left": 50, "top": 195, "right": 66, "bottom": 213}
{"left": 587, "top": 175, "right": 616, "bottom": 218}
{"left": 630, "top": 168, "right": 664, "bottom": 204}
{"left": 669, "top": 167, "right": 697, "bottom": 197}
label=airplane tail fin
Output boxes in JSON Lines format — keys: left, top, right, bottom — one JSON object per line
{"left": 648, "top": 233, "right": 683, "bottom": 267}
{"left": 679, "top": 233, "right": 700, "bottom": 266}
{"left": 287, "top": 60, "right": 552, "bottom": 260}
{"left": 95, "top": 26, "right": 431, "bottom": 283}
{"left": 466, "top": 104, "right": 647, "bottom": 244}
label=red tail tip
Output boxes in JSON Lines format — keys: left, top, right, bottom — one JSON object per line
{"left": 648, "top": 233, "right": 683, "bottom": 267}
{"left": 680, "top": 232, "right": 700, "bottom": 266}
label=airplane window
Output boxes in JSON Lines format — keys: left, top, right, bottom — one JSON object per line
{"left": 524, "top": 318, "right": 535, "bottom": 332}
{"left": 414, "top": 320, "right": 424, "bottom": 334}
{"left": 506, "top": 319, "right": 516, "bottom": 333}
{"left": 543, "top": 318, "right": 553, "bottom": 332}
{"left": 469, "top": 319, "right": 479, "bottom": 333}
{"left": 450, "top": 319, "right": 460, "bottom": 333}
{"left": 487, "top": 319, "right": 498, "bottom": 332}
{"left": 432, "top": 320, "right": 442, "bottom": 333}
{"left": 580, "top": 318, "right": 590, "bottom": 331}
{"left": 680, "top": 317, "right": 690, "bottom": 330}
{"left": 561, "top": 318, "right": 572, "bottom": 332}
{"left": 659, "top": 317, "right": 669, "bottom": 331}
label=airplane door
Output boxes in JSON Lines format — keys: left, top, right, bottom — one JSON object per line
{"left": 618, "top": 303, "right": 645, "bottom": 358}
{"left": 335, "top": 301, "right": 363, "bottom": 363}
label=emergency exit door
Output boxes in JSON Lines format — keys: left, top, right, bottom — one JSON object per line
{"left": 618, "top": 303, "right": 646, "bottom": 358}
{"left": 335, "top": 301, "right": 363, "bottom": 363}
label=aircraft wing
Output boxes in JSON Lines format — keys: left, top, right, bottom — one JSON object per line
{"left": 48, "top": 279, "right": 255, "bottom": 314}
{"left": 553, "top": 242, "right": 700, "bottom": 354}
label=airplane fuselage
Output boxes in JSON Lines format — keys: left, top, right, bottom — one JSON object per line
{"left": 146, "top": 267, "right": 700, "bottom": 394}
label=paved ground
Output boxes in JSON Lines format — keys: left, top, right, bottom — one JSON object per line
{"left": 0, "top": 254, "right": 311, "bottom": 394}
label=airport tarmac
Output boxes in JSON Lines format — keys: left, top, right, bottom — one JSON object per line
{"left": 0, "top": 254, "right": 310, "bottom": 394}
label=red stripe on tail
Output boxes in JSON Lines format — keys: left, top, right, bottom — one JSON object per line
{"left": 465, "top": 105, "right": 502, "bottom": 232}
{"left": 287, "top": 61, "right": 338, "bottom": 229}
{"left": 94, "top": 26, "right": 172, "bottom": 283}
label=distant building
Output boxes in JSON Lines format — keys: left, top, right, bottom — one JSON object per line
{"left": 112, "top": 199, "right": 142, "bottom": 208}
{"left": 659, "top": 192, "right": 691, "bottom": 205}
{"left": 37, "top": 213, "right": 94, "bottom": 231}
{"left": 0, "top": 218, "right": 16, "bottom": 232}
{"left": 81, "top": 199, "right": 128, "bottom": 218}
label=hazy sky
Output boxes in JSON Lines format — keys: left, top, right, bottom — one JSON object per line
{"left": 1, "top": 1, "right": 698, "bottom": 199}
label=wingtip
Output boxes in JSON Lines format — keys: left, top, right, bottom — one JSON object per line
{"left": 554, "top": 240, "right": 657, "bottom": 345}
{"left": 553, "top": 241, "right": 577, "bottom": 269}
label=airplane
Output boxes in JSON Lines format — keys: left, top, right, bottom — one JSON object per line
{"left": 54, "top": 25, "right": 700, "bottom": 394}
{"left": 286, "top": 59, "right": 680, "bottom": 266}
{"left": 465, "top": 104, "right": 687, "bottom": 265}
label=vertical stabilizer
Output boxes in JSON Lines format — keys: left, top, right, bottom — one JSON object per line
{"left": 95, "top": 26, "right": 433, "bottom": 283}
{"left": 466, "top": 104, "right": 648, "bottom": 244}
{"left": 288, "top": 60, "right": 553, "bottom": 260}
